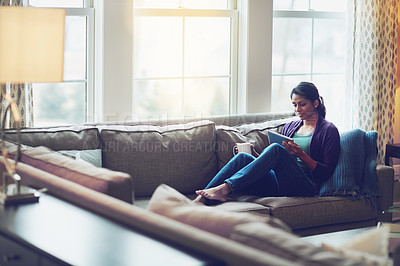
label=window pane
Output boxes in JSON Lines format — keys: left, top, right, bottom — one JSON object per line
{"left": 312, "top": 75, "right": 345, "bottom": 128}
{"left": 310, "top": 0, "right": 346, "bottom": 12}
{"left": 29, "top": 0, "right": 84, "bottom": 8}
{"left": 273, "top": 18, "right": 312, "bottom": 74}
{"left": 273, "top": 0, "right": 309, "bottom": 11}
{"left": 183, "top": 0, "right": 228, "bottom": 9}
{"left": 313, "top": 19, "right": 345, "bottom": 73}
{"left": 185, "top": 17, "right": 230, "bottom": 77}
{"left": 134, "top": 0, "right": 229, "bottom": 9}
{"left": 134, "top": 0, "right": 180, "bottom": 9}
{"left": 33, "top": 83, "right": 86, "bottom": 127}
{"left": 133, "top": 79, "right": 182, "bottom": 116}
{"left": 184, "top": 78, "right": 229, "bottom": 115}
{"left": 134, "top": 17, "right": 183, "bottom": 78}
{"left": 64, "top": 16, "right": 86, "bottom": 80}
{"left": 271, "top": 75, "right": 311, "bottom": 112}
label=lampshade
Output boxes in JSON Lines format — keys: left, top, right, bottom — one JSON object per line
{"left": 0, "top": 7, "right": 65, "bottom": 83}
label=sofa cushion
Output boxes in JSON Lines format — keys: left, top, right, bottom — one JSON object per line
{"left": 215, "top": 126, "right": 256, "bottom": 170}
{"left": 147, "top": 184, "right": 290, "bottom": 238}
{"left": 100, "top": 120, "right": 218, "bottom": 197}
{"left": 214, "top": 201, "right": 271, "bottom": 216}
{"left": 239, "top": 196, "right": 378, "bottom": 229}
{"left": 215, "top": 117, "right": 297, "bottom": 170}
{"left": 57, "top": 149, "right": 102, "bottom": 167}
{"left": 20, "top": 146, "right": 133, "bottom": 203}
{"left": 4, "top": 125, "right": 101, "bottom": 151}
{"left": 234, "top": 116, "right": 297, "bottom": 136}
{"left": 230, "top": 222, "right": 361, "bottom": 266}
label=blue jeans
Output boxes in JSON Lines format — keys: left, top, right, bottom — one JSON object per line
{"left": 206, "top": 143, "right": 316, "bottom": 197}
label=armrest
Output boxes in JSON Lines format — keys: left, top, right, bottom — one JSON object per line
{"left": 376, "top": 165, "right": 394, "bottom": 222}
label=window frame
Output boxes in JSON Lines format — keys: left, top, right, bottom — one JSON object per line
{"left": 272, "top": 10, "right": 345, "bottom": 79}
{"left": 64, "top": 7, "right": 95, "bottom": 123}
{"left": 28, "top": 1, "right": 95, "bottom": 125}
{"left": 270, "top": 7, "right": 346, "bottom": 125}
{"left": 132, "top": 6, "right": 239, "bottom": 116}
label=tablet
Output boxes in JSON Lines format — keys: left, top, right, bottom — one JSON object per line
{"left": 267, "top": 130, "right": 293, "bottom": 145}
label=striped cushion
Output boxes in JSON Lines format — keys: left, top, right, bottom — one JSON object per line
{"left": 318, "top": 129, "right": 379, "bottom": 198}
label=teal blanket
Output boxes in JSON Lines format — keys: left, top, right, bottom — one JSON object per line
{"left": 318, "top": 129, "right": 380, "bottom": 200}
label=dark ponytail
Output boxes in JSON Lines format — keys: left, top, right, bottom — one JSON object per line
{"left": 290, "top": 82, "right": 326, "bottom": 118}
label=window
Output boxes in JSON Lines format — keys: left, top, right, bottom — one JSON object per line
{"left": 28, "top": 0, "right": 94, "bottom": 127}
{"left": 271, "top": 1, "right": 346, "bottom": 127}
{"left": 133, "top": 0, "right": 237, "bottom": 119}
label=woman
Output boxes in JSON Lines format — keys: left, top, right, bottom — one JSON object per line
{"left": 194, "top": 81, "right": 340, "bottom": 204}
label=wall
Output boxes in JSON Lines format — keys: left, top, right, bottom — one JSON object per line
{"left": 241, "top": 0, "right": 273, "bottom": 114}
{"left": 101, "top": 0, "right": 133, "bottom": 122}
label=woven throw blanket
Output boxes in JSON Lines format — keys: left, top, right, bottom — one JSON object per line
{"left": 318, "top": 129, "right": 380, "bottom": 199}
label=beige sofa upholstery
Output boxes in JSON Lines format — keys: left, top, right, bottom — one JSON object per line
{"left": 2, "top": 159, "right": 369, "bottom": 266}
{"left": 4, "top": 111, "right": 394, "bottom": 237}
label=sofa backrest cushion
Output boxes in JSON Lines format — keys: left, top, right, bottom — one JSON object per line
{"left": 4, "top": 125, "right": 101, "bottom": 151}
{"left": 100, "top": 120, "right": 218, "bottom": 197}
{"left": 87, "top": 111, "right": 296, "bottom": 128}
{"left": 57, "top": 149, "right": 102, "bottom": 167}
{"left": 216, "top": 117, "right": 298, "bottom": 170}
{"left": 19, "top": 145, "right": 133, "bottom": 203}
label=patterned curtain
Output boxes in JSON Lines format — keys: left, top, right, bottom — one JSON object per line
{"left": 346, "top": 0, "right": 398, "bottom": 164}
{"left": 0, "top": 0, "right": 34, "bottom": 128}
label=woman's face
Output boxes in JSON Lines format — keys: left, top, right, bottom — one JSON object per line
{"left": 291, "top": 94, "right": 318, "bottom": 120}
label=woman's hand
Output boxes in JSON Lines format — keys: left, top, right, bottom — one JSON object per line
{"left": 282, "top": 141, "right": 317, "bottom": 171}
{"left": 282, "top": 141, "right": 304, "bottom": 158}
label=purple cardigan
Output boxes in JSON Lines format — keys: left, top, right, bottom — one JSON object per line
{"left": 281, "top": 117, "right": 340, "bottom": 192}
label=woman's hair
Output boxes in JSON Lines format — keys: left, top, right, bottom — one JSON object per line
{"left": 290, "top": 81, "right": 326, "bottom": 118}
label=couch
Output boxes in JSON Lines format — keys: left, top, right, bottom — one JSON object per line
{"left": 3, "top": 111, "right": 394, "bottom": 238}
{"left": 3, "top": 158, "right": 384, "bottom": 266}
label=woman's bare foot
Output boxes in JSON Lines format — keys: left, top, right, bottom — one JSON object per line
{"left": 195, "top": 183, "right": 231, "bottom": 202}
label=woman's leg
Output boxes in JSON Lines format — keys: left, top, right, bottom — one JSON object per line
{"left": 194, "top": 153, "right": 255, "bottom": 202}
{"left": 205, "top": 152, "right": 255, "bottom": 189}
{"left": 226, "top": 143, "right": 315, "bottom": 197}
{"left": 195, "top": 143, "right": 315, "bottom": 202}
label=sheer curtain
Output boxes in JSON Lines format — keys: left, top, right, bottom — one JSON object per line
{"left": 345, "top": 0, "right": 398, "bottom": 164}
{"left": 0, "top": 0, "right": 34, "bottom": 128}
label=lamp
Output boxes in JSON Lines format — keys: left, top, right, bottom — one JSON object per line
{"left": 0, "top": 6, "right": 65, "bottom": 205}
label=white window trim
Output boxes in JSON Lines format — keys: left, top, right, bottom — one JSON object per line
{"left": 236, "top": 1, "right": 346, "bottom": 114}
{"left": 28, "top": 2, "right": 95, "bottom": 124}
{"left": 272, "top": 10, "right": 345, "bottom": 80}
{"left": 97, "top": 0, "right": 243, "bottom": 122}
{"left": 63, "top": 8, "right": 95, "bottom": 123}
{"left": 132, "top": 7, "right": 238, "bottom": 116}
{"left": 93, "top": 0, "right": 103, "bottom": 122}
